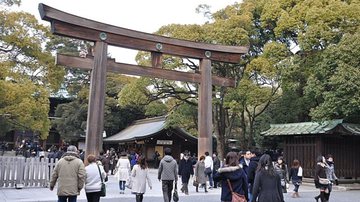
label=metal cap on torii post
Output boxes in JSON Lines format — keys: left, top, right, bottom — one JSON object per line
{"left": 38, "top": 4, "right": 248, "bottom": 158}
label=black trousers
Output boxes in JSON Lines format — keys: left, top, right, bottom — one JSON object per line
{"left": 85, "top": 191, "right": 101, "bottom": 202}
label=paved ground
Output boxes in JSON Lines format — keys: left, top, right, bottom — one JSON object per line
{"left": 0, "top": 169, "right": 359, "bottom": 202}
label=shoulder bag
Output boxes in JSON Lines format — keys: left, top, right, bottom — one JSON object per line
{"left": 227, "top": 179, "right": 247, "bottom": 202}
{"left": 318, "top": 177, "right": 330, "bottom": 185}
{"left": 97, "top": 164, "right": 106, "bottom": 197}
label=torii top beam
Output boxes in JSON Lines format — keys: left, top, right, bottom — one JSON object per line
{"left": 38, "top": 3, "right": 248, "bottom": 64}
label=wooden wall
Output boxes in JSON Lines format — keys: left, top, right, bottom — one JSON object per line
{"left": 283, "top": 136, "right": 360, "bottom": 179}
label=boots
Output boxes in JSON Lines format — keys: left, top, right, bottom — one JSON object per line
{"left": 325, "top": 192, "right": 330, "bottom": 201}
{"left": 136, "top": 194, "right": 141, "bottom": 202}
{"left": 196, "top": 185, "right": 199, "bottom": 192}
{"left": 295, "top": 192, "right": 300, "bottom": 197}
{"left": 320, "top": 192, "right": 327, "bottom": 202}
{"left": 291, "top": 192, "right": 296, "bottom": 198}
{"left": 204, "top": 184, "right": 208, "bottom": 193}
{"left": 314, "top": 194, "right": 320, "bottom": 202}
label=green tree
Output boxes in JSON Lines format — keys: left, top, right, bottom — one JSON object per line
{"left": 54, "top": 74, "right": 146, "bottom": 141}
{"left": 0, "top": 8, "right": 64, "bottom": 139}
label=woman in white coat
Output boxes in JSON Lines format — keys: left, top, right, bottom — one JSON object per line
{"left": 84, "top": 154, "right": 107, "bottom": 202}
{"left": 115, "top": 151, "right": 131, "bottom": 194}
{"left": 131, "top": 156, "right": 152, "bottom": 202}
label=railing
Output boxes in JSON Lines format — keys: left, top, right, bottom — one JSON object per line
{"left": 0, "top": 156, "right": 58, "bottom": 188}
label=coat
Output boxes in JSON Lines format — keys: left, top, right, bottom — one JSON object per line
{"left": 213, "top": 166, "right": 248, "bottom": 202}
{"left": 194, "top": 161, "right": 207, "bottom": 184}
{"left": 50, "top": 152, "right": 86, "bottom": 196}
{"left": 314, "top": 163, "right": 328, "bottom": 189}
{"left": 85, "top": 162, "right": 107, "bottom": 193}
{"left": 178, "top": 158, "right": 194, "bottom": 183}
{"left": 115, "top": 157, "right": 131, "bottom": 181}
{"left": 131, "top": 164, "right": 152, "bottom": 194}
{"left": 252, "top": 170, "right": 284, "bottom": 202}
{"left": 158, "top": 155, "right": 178, "bottom": 181}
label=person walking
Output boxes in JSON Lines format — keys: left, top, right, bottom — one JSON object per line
{"left": 194, "top": 155, "right": 208, "bottom": 193}
{"left": 274, "top": 156, "right": 289, "bottom": 193}
{"left": 158, "top": 147, "right": 178, "bottom": 202}
{"left": 247, "top": 149, "right": 261, "bottom": 201}
{"left": 213, "top": 151, "right": 248, "bottom": 202}
{"left": 212, "top": 152, "right": 221, "bottom": 189}
{"left": 131, "top": 156, "right": 152, "bottom": 202}
{"left": 153, "top": 151, "right": 160, "bottom": 168}
{"left": 314, "top": 155, "right": 330, "bottom": 202}
{"left": 252, "top": 154, "right": 284, "bottom": 202}
{"left": 84, "top": 154, "right": 107, "bottom": 202}
{"left": 204, "top": 151, "right": 214, "bottom": 189}
{"left": 115, "top": 151, "right": 131, "bottom": 194}
{"left": 49, "top": 145, "right": 86, "bottom": 202}
{"left": 288, "top": 159, "right": 303, "bottom": 198}
{"left": 324, "top": 154, "right": 339, "bottom": 201}
{"left": 178, "top": 151, "right": 194, "bottom": 195}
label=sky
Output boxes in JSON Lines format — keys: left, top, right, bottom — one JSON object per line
{"left": 15, "top": 0, "right": 239, "bottom": 64}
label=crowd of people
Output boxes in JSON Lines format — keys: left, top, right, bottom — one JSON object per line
{"left": 47, "top": 145, "right": 338, "bottom": 202}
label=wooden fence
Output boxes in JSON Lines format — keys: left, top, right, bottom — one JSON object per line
{"left": 0, "top": 156, "right": 58, "bottom": 188}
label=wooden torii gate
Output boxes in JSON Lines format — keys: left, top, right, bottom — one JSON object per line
{"left": 39, "top": 4, "right": 248, "bottom": 158}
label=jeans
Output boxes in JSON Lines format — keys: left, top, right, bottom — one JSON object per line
{"left": 206, "top": 172, "right": 213, "bottom": 187}
{"left": 292, "top": 180, "right": 301, "bottom": 192}
{"left": 119, "top": 180, "right": 126, "bottom": 191}
{"left": 58, "top": 195, "right": 77, "bottom": 202}
{"left": 161, "top": 180, "right": 174, "bottom": 202}
{"left": 248, "top": 184, "right": 253, "bottom": 201}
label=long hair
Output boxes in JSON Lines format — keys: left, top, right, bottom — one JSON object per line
{"left": 316, "top": 155, "right": 324, "bottom": 163}
{"left": 277, "top": 156, "right": 286, "bottom": 170}
{"left": 226, "top": 152, "right": 239, "bottom": 166}
{"left": 137, "top": 156, "right": 148, "bottom": 169}
{"left": 257, "top": 154, "right": 276, "bottom": 176}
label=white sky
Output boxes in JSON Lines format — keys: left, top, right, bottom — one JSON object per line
{"left": 15, "top": 0, "right": 238, "bottom": 64}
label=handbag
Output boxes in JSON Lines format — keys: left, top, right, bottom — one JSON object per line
{"left": 126, "top": 177, "right": 133, "bottom": 189}
{"left": 227, "top": 179, "right": 247, "bottom": 202}
{"left": 97, "top": 164, "right": 106, "bottom": 197}
{"left": 193, "top": 179, "right": 199, "bottom": 187}
{"left": 319, "top": 177, "right": 330, "bottom": 185}
{"left": 173, "top": 182, "right": 179, "bottom": 202}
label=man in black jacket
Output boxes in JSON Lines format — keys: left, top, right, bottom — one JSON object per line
{"left": 247, "top": 149, "right": 261, "bottom": 201}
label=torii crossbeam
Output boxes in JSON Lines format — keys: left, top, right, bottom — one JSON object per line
{"left": 39, "top": 4, "right": 248, "bottom": 158}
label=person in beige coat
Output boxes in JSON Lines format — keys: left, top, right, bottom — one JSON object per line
{"left": 115, "top": 151, "right": 131, "bottom": 194}
{"left": 49, "top": 145, "right": 86, "bottom": 202}
{"left": 131, "top": 156, "right": 152, "bottom": 202}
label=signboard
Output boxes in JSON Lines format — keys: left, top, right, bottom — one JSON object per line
{"left": 157, "top": 140, "right": 173, "bottom": 145}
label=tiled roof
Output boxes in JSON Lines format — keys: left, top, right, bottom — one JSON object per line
{"left": 103, "top": 116, "right": 197, "bottom": 142}
{"left": 261, "top": 119, "right": 345, "bottom": 136}
{"left": 104, "top": 116, "right": 166, "bottom": 142}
